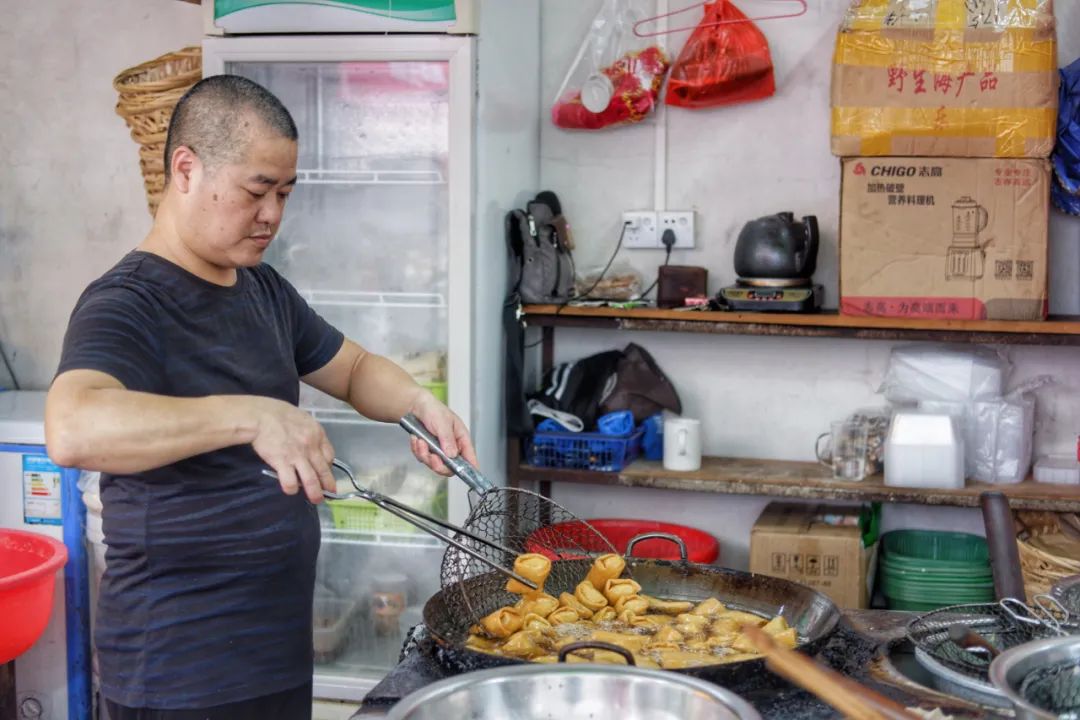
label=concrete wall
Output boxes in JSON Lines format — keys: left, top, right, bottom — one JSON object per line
{"left": 537, "top": 1, "right": 1080, "bottom": 569}
{"left": 0, "top": 0, "right": 204, "bottom": 389}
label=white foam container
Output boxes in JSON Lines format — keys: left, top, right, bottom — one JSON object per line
{"left": 884, "top": 412, "right": 966, "bottom": 489}
{"left": 1033, "top": 455, "right": 1080, "bottom": 485}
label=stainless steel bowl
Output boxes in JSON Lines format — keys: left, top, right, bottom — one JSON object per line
{"left": 989, "top": 635, "right": 1080, "bottom": 720}
{"left": 385, "top": 663, "right": 762, "bottom": 720}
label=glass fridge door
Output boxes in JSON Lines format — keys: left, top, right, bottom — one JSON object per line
{"left": 213, "top": 39, "right": 472, "bottom": 700}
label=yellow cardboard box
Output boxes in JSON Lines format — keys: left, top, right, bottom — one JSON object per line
{"left": 830, "top": 0, "right": 1058, "bottom": 158}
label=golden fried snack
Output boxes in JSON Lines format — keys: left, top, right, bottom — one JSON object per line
{"left": 574, "top": 581, "right": 609, "bottom": 612}
{"left": 602, "top": 578, "right": 642, "bottom": 605}
{"left": 522, "top": 613, "right": 553, "bottom": 634}
{"left": 719, "top": 610, "right": 768, "bottom": 628}
{"left": 706, "top": 634, "right": 739, "bottom": 650}
{"left": 762, "top": 615, "right": 790, "bottom": 635}
{"left": 547, "top": 607, "right": 581, "bottom": 626}
{"left": 654, "top": 626, "right": 684, "bottom": 644}
{"left": 710, "top": 618, "right": 742, "bottom": 636}
{"left": 592, "top": 606, "right": 618, "bottom": 623}
{"left": 643, "top": 595, "right": 694, "bottom": 615}
{"left": 501, "top": 629, "right": 551, "bottom": 659}
{"left": 771, "top": 627, "right": 797, "bottom": 648}
{"left": 614, "top": 595, "right": 649, "bottom": 616}
{"left": 730, "top": 632, "right": 759, "bottom": 654}
{"left": 480, "top": 607, "right": 524, "bottom": 639}
{"left": 506, "top": 554, "right": 553, "bottom": 595}
{"left": 656, "top": 650, "right": 715, "bottom": 669}
{"left": 586, "top": 553, "right": 626, "bottom": 589}
{"left": 632, "top": 653, "right": 661, "bottom": 669}
{"left": 517, "top": 592, "right": 560, "bottom": 619}
{"left": 690, "top": 598, "right": 726, "bottom": 617}
{"left": 558, "top": 592, "right": 594, "bottom": 620}
{"left": 466, "top": 634, "right": 499, "bottom": 651}
{"left": 628, "top": 614, "right": 673, "bottom": 629}
{"left": 591, "top": 629, "right": 649, "bottom": 653}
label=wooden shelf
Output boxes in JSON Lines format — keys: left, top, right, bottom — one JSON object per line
{"left": 512, "top": 456, "right": 1080, "bottom": 512}
{"left": 523, "top": 306, "right": 1080, "bottom": 346}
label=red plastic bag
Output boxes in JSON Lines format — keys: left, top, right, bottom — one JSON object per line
{"left": 551, "top": 0, "right": 670, "bottom": 131}
{"left": 665, "top": 0, "right": 775, "bottom": 109}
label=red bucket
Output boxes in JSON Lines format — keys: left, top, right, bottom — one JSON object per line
{"left": 526, "top": 519, "right": 719, "bottom": 564}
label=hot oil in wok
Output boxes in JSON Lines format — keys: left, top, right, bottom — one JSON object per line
{"left": 465, "top": 552, "right": 799, "bottom": 669}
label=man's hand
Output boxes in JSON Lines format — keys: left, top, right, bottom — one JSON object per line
{"left": 406, "top": 391, "right": 479, "bottom": 477}
{"left": 248, "top": 397, "right": 337, "bottom": 503}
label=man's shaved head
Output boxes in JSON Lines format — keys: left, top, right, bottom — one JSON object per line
{"left": 164, "top": 75, "right": 297, "bottom": 184}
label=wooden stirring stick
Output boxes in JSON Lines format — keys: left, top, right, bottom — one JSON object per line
{"left": 743, "top": 626, "right": 921, "bottom": 720}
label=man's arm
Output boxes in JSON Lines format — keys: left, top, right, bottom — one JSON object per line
{"left": 46, "top": 369, "right": 337, "bottom": 502}
{"left": 302, "top": 339, "right": 479, "bottom": 474}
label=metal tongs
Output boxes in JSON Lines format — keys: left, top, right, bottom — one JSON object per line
{"left": 261, "top": 422, "right": 537, "bottom": 592}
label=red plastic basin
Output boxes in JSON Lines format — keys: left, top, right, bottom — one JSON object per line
{"left": 526, "top": 518, "right": 720, "bottom": 564}
{"left": 0, "top": 529, "right": 68, "bottom": 663}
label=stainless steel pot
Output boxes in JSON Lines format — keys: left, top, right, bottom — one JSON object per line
{"left": 989, "top": 635, "right": 1080, "bottom": 720}
{"left": 385, "top": 647, "right": 762, "bottom": 720}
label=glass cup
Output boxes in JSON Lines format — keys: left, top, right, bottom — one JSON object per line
{"left": 816, "top": 420, "right": 869, "bottom": 481}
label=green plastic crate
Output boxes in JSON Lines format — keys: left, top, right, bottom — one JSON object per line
{"left": 328, "top": 497, "right": 416, "bottom": 534}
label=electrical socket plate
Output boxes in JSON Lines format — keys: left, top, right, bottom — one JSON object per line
{"left": 659, "top": 211, "right": 695, "bottom": 249}
{"left": 622, "top": 211, "right": 658, "bottom": 248}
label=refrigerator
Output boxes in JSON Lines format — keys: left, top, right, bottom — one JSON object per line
{"left": 0, "top": 391, "right": 92, "bottom": 720}
{"left": 202, "top": 0, "right": 540, "bottom": 701}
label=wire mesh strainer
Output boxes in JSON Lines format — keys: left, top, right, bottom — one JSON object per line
{"left": 991, "top": 636, "right": 1080, "bottom": 720}
{"left": 398, "top": 414, "right": 619, "bottom": 624}
{"left": 907, "top": 599, "right": 1068, "bottom": 682}
{"left": 1019, "top": 660, "right": 1080, "bottom": 718}
{"left": 440, "top": 487, "right": 619, "bottom": 624}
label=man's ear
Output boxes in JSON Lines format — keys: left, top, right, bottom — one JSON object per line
{"left": 170, "top": 146, "right": 200, "bottom": 193}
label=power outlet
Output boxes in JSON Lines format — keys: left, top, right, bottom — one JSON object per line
{"left": 622, "top": 211, "right": 659, "bottom": 249}
{"left": 659, "top": 211, "right": 695, "bottom": 249}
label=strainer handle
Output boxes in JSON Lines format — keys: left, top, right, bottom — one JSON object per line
{"left": 558, "top": 641, "right": 635, "bottom": 666}
{"left": 626, "top": 532, "right": 689, "bottom": 563}
{"left": 400, "top": 413, "right": 493, "bottom": 494}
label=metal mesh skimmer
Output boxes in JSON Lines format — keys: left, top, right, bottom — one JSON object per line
{"left": 1019, "top": 660, "right": 1080, "bottom": 718}
{"left": 908, "top": 601, "right": 1063, "bottom": 682}
{"left": 439, "top": 488, "right": 618, "bottom": 625}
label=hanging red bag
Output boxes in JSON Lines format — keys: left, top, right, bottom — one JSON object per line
{"left": 551, "top": 0, "right": 671, "bottom": 131}
{"left": 665, "top": 0, "right": 775, "bottom": 109}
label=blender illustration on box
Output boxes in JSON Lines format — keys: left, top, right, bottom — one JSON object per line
{"left": 946, "top": 196, "right": 992, "bottom": 281}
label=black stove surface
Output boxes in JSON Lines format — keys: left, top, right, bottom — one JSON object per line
{"left": 352, "top": 613, "right": 1004, "bottom": 719}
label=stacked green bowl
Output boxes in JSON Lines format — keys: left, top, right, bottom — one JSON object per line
{"left": 880, "top": 530, "right": 995, "bottom": 611}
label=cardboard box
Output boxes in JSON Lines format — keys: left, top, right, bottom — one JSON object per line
{"left": 840, "top": 157, "right": 1050, "bottom": 321}
{"left": 830, "top": 0, "right": 1058, "bottom": 158}
{"left": 749, "top": 503, "right": 877, "bottom": 610}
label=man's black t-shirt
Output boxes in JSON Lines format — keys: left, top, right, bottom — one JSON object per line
{"left": 56, "top": 251, "right": 344, "bottom": 709}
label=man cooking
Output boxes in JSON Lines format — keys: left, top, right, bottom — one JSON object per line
{"left": 44, "top": 74, "right": 476, "bottom": 720}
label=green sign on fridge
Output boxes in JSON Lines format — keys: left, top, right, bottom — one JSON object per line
{"left": 216, "top": 0, "right": 457, "bottom": 22}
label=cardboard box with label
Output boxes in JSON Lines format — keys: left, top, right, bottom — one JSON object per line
{"left": 750, "top": 503, "right": 877, "bottom": 609}
{"left": 830, "top": 0, "right": 1058, "bottom": 158}
{"left": 840, "top": 157, "right": 1050, "bottom": 321}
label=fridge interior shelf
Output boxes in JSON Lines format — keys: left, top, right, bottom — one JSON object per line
{"left": 296, "top": 169, "right": 446, "bottom": 186}
{"left": 299, "top": 290, "right": 447, "bottom": 309}
{"left": 322, "top": 527, "right": 440, "bottom": 550}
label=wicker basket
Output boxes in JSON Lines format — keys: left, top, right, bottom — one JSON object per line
{"left": 113, "top": 46, "right": 202, "bottom": 216}
{"left": 1016, "top": 512, "right": 1080, "bottom": 597}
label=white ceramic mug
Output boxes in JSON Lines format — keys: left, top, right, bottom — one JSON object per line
{"left": 663, "top": 417, "right": 702, "bottom": 471}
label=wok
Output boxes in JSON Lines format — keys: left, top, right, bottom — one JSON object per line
{"left": 422, "top": 533, "right": 841, "bottom": 687}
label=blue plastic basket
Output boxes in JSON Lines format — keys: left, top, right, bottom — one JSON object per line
{"left": 526, "top": 428, "right": 644, "bottom": 472}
